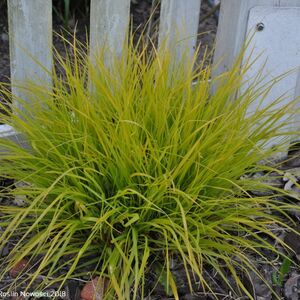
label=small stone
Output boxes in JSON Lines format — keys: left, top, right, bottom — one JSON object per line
{"left": 293, "top": 286, "right": 299, "bottom": 292}
{"left": 13, "top": 195, "right": 27, "bottom": 207}
{"left": 13, "top": 181, "right": 30, "bottom": 207}
{"left": 80, "top": 277, "right": 109, "bottom": 300}
{"left": 257, "top": 297, "right": 270, "bottom": 300}
{"left": 0, "top": 33, "right": 8, "bottom": 42}
{"left": 246, "top": 267, "right": 272, "bottom": 300}
{"left": 9, "top": 258, "right": 29, "bottom": 278}
{"left": 285, "top": 142, "right": 300, "bottom": 168}
{"left": 0, "top": 243, "right": 10, "bottom": 257}
{"left": 283, "top": 169, "right": 300, "bottom": 199}
{"left": 284, "top": 225, "right": 300, "bottom": 258}
{"left": 284, "top": 273, "right": 300, "bottom": 300}
{"left": 289, "top": 202, "right": 300, "bottom": 220}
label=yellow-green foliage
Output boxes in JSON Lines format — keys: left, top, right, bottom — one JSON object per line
{"left": 0, "top": 38, "right": 299, "bottom": 299}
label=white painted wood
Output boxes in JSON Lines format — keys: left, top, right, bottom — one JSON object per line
{"left": 159, "top": 0, "right": 201, "bottom": 61}
{"left": 244, "top": 7, "right": 300, "bottom": 110}
{"left": 295, "top": 71, "right": 300, "bottom": 100}
{"left": 293, "top": 70, "right": 300, "bottom": 137}
{"left": 0, "top": 125, "right": 27, "bottom": 152}
{"left": 0, "top": 125, "right": 18, "bottom": 138}
{"left": 213, "top": 0, "right": 300, "bottom": 76}
{"left": 242, "top": 6, "right": 300, "bottom": 146}
{"left": 89, "top": 0, "right": 131, "bottom": 66}
{"left": 8, "top": 0, "right": 52, "bottom": 113}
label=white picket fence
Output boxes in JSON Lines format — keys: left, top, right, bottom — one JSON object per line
{"left": 1, "top": 0, "right": 300, "bottom": 145}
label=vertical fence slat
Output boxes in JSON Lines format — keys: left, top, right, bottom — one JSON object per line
{"left": 8, "top": 0, "right": 52, "bottom": 113}
{"left": 213, "top": 0, "right": 300, "bottom": 149}
{"left": 159, "top": 0, "right": 201, "bottom": 61}
{"left": 89, "top": 0, "right": 131, "bottom": 66}
{"left": 293, "top": 70, "right": 300, "bottom": 139}
{"left": 213, "top": 0, "right": 300, "bottom": 77}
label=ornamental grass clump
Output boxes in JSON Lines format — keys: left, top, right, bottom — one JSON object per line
{"left": 0, "top": 38, "right": 299, "bottom": 299}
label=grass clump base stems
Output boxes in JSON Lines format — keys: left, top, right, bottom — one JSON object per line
{"left": 0, "top": 37, "right": 299, "bottom": 299}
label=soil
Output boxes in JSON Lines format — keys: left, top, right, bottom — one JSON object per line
{"left": 1, "top": 1, "right": 300, "bottom": 300}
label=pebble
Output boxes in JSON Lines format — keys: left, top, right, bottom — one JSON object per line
{"left": 284, "top": 273, "right": 300, "bottom": 300}
{"left": 283, "top": 168, "right": 300, "bottom": 196}
{"left": 285, "top": 142, "right": 300, "bottom": 168}
{"left": 13, "top": 195, "right": 27, "bottom": 207}
{"left": 284, "top": 225, "right": 300, "bottom": 260}
{"left": 9, "top": 258, "right": 29, "bottom": 278}
{"left": 13, "top": 181, "right": 29, "bottom": 207}
{"left": 80, "top": 277, "right": 109, "bottom": 300}
{"left": 0, "top": 32, "right": 8, "bottom": 42}
{"left": 247, "top": 266, "right": 273, "bottom": 300}
{"left": 0, "top": 243, "right": 10, "bottom": 257}
{"left": 289, "top": 202, "right": 300, "bottom": 220}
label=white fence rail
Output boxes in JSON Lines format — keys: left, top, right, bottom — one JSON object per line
{"left": 2, "top": 0, "right": 300, "bottom": 144}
